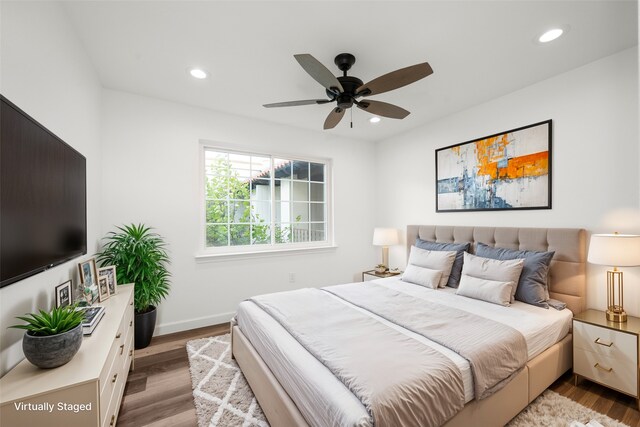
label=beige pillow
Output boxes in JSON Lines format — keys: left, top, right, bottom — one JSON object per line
{"left": 401, "top": 264, "right": 443, "bottom": 289}
{"left": 408, "top": 246, "right": 457, "bottom": 288}
{"left": 461, "top": 252, "right": 525, "bottom": 301}
{"left": 456, "top": 274, "right": 515, "bottom": 306}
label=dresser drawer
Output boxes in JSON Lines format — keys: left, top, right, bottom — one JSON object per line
{"left": 574, "top": 347, "right": 638, "bottom": 397}
{"left": 573, "top": 321, "right": 637, "bottom": 363}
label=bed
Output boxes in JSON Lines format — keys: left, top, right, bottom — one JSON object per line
{"left": 231, "top": 225, "right": 586, "bottom": 427}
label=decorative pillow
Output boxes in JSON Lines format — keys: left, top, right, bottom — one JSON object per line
{"left": 461, "top": 252, "right": 524, "bottom": 299}
{"left": 456, "top": 274, "right": 514, "bottom": 306}
{"left": 415, "top": 239, "right": 471, "bottom": 288}
{"left": 401, "top": 264, "right": 443, "bottom": 289}
{"left": 407, "top": 246, "right": 457, "bottom": 288}
{"left": 476, "top": 242, "right": 554, "bottom": 309}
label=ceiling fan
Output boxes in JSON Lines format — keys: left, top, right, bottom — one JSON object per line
{"left": 263, "top": 53, "right": 433, "bottom": 130}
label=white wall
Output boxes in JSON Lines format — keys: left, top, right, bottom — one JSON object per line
{"left": 101, "top": 90, "right": 377, "bottom": 334}
{"left": 0, "top": 2, "right": 102, "bottom": 376}
{"left": 375, "top": 48, "right": 640, "bottom": 317}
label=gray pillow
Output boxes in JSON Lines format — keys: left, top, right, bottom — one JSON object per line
{"left": 408, "top": 246, "right": 457, "bottom": 288}
{"left": 476, "top": 242, "right": 555, "bottom": 309}
{"left": 456, "top": 273, "right": 515, "bottom": 306}
{"left": 416, "top": 238, "right": 470, "bottom": 288}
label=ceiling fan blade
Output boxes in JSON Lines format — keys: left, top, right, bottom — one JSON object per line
{"left": 294, "top": 54, "right": 344, "bottom": 94}
{"left": 357, "top": 62, "right": 433, "bottom": 97}
{"left": 263, "top": 99, "right": 332, "bottom": 108}
{"left": 356, "top": 100, "right": 410, "bottom": 119}
{"left": 324, "top": 107, "right": 345, "bottom": 130}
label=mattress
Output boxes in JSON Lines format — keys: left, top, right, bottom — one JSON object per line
{"left": 235, "top": 277, "right": 572, "bottom": 427}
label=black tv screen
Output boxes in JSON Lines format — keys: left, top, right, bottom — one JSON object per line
{"left": 1, "top": 95, "right": 87, "bottom": 288}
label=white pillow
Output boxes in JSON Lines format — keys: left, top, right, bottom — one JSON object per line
{"left": 401, "top": 265, "right": 443, "bottom": 289}
{"left": 461, "top": 252, "right": 525, "bottom": 301}
{"left": 407, "top": 246, "right": 457, "bottom": 288}
{"left": 456, "top": 274, "right": 514, "bottom": 306}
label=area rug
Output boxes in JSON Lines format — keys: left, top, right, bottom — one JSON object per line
{"left": 187, "top": 334, "right": 630, "bottom": 427}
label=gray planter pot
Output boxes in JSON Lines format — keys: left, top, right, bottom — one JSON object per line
{"left": 22, "top": 323, "right": 83, "bottom": 369}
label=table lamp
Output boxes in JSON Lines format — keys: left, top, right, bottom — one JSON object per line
{"left": 587, "top": 233, "right": 640, "bottom": 322}
{"left": 372, "top": 228, "right": 399, "bottom": 269}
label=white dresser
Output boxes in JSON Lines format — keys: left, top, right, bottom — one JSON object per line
{"left": 0, "top": 283, "right": 135, "bottom": 426}
{"left": 573, "top": 309, "right": 639, "bottom": 409}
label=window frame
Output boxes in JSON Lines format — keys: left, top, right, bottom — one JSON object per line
{"left": 198, "top": 141, "right": 334, "bottom": 257}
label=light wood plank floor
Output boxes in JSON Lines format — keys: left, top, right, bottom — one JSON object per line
{"left": 118, "top": 324, "right": 640, "bottom": 426}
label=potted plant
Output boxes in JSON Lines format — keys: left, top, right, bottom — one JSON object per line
{"left": 9, "top": 305, "right": 84, "bottom": 368}
{"left": 97, "top": 224, "right": 170, "bottom": 349}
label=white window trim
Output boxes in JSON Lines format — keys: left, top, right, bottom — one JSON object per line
{"left": 196, "top": 140, "right": 335, "bottom": 258}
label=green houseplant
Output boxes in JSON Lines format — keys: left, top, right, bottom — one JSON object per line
{"left": 97, "top": 223, "right": 171, "bottom": 349}
{"left": 10, "top": 305, "right": 85, "bottom": 368}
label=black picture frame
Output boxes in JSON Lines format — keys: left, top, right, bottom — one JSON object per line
{"left": 55, "top": 280, "right": 72, "bottom": 308}
{"left": 435, "top": 120, "right": 552, "bottom": 212}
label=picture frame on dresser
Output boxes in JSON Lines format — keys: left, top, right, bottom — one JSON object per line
{"left": 78, "top": 258, "right": 99, "bottom": 303}
{"left": 97, "top": 276, "right": 110, "bottom": 302}
{"left": 435, "top": 120, "right": 552, "bottom": 212}
{"left": 98, "top": 265, "right": 118, "bottom": 296}
{"left": 55, "top": 280, "right": 72, "bottom": 308}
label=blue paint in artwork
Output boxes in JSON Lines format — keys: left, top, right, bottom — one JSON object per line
{"left": 437, "top": 177, "right": 459, "bottom": 194}
{"left": 497, "top": 158, "right": 509, "bottom": 168}
{"left": 459, "top": 167, "right": 512, "bottom": 209}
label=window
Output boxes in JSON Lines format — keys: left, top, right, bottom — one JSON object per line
{"left": 202, "top": 146, "right": 331, "bottom": 253}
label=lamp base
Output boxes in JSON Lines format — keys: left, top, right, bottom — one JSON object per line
{"left": 606, "top": 308, "right": 627, "bottom": 323}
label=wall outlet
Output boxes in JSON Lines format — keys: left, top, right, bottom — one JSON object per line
{"left": 288, "top": 272, "right": 295, "bottom": 283}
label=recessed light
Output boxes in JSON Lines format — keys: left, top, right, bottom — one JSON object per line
{"left": 189, "top": 68, "right": 208, "bottom": 79}
{"left": 538, "top": 28, "right": 564, "bottom": 43}
{"left": 369, "top": 117, "right": 381, "bottom": 124}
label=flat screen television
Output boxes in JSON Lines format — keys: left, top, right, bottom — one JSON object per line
{"left": 1, "top": 95, "right": 87, "bottom": 288}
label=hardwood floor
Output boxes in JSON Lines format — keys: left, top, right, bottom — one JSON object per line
{"left": 119, "top": 325, "right": 640, "bottom": 426}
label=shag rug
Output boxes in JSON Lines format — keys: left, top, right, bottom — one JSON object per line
{"left": 187, "top": 334, "right": 630, "bottom": 427}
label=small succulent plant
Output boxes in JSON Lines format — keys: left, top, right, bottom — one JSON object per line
{"left": 9, "top": 305, "right": 84, "bottom": 336}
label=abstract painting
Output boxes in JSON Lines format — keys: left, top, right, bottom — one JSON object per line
{"left": 436, "top": 120, "right": 551, "bottom": 212}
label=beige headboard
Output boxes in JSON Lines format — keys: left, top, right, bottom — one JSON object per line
{"left": 407, "top": 225, "right": 586, "bottom": 315}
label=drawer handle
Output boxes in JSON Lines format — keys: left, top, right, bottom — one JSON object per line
{"left": 594, "top": 363, "right": 613, "bottom": 373}
{"left": 112, "top": 373, "right": 118, "bottom": 383}
{"left": 116, "top": 332, "right": 122, "bottom": 339}
{"left": 594, "top": 337, "right": 613, "bottom": 347}
{"left": 120, "top": 344, "right": 125, "bottom": 355}
{"left": 129, "top": 349, "right": 133, "bottom": 357}
{"left": 130, "top": 302, "right": 133, "bottom": 306}
{"left": 110, "top": 414, "right": 115, "bottom": 426}
{"left": 129, "top": 320, "right": 133, "bottom": 327}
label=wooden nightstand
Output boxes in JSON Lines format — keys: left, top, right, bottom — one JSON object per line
{"left": 362, "top": 270, "right": 402, "bottom": 281}
{"left": 573, "top": 309, "right": 639, "bottom": 409}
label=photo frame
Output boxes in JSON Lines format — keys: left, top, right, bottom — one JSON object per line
{"left": 435, "top": 120, "right": 552, "bottom": 212}
{"left": 78, "top": 258, "right": 99, "bottom": 304}
{"left": 98, "top": 266, "right": 118, "bottom": 296}
{"left": 55, "top": 280, "right": 72, "bottom": 308}
{"left": 97, "top": 276, "right": 110, "bottom": 302}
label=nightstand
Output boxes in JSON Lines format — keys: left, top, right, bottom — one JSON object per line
{"left": 362, "top": 270, "right": 402, "bottom": 281}
{"left": 573, "top": 309, "right": 639, "bottom": 409}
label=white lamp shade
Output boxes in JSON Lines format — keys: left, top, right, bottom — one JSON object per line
{"left": 588, "top": 234, "right": 640, "bottom": 267}
{"left": 373, "top": 228, "right": 399, "bottom": 246}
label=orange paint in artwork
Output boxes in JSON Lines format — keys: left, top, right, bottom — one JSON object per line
{"left": 475, "top": 134, "right": 510, "bottom": 179}
{"left": 500, "top": 151, "right": 548, "bottom": 179}
{"left": 451, "top": 146, "right": 461, "bottom": 155}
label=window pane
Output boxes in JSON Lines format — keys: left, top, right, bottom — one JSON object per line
{"left": 251, "top": 201, "right": 271, "bottom": 224}
{"left": 310, "top": 163, "right": 325, "bottom": 182}
{"left": 205, "top": 151, "right": 229, "bottom": 175}
{"left": 252, "top": 224, "right": 271, "bottom": 245}
{"left": 275, "top": 223, "right": 291, "bottom": 243}
{"left": 292, "top": 161, "right": 309, "bottom": 180}
{"left": 310, "top": 203, "right": 324, "bottom": 222}
{"left": 230, "top": 224, "right": 251, "bottom": 246}
{"left": 206, "top": 175, "right": 229, "bottom": 199}
{"left": 291, "top": 223, "right": 309, "bottom": 242}
{"left": 310, "top": 223, "right": 326, "bottom": 242}
{"left": 275, "top": 201, "right": 289, "bottom": 223}
{"left": 292, "top": 202, "right": 309, "bottom": 222}
{"left": 292, "top": 181, "right": 309, "bottom": 201}
{"left": 206, "top": 200, "right": 228, "bottom": 223}
{"left": 251, "top": 179, "right": 270, "bottom": 200}
{"left": 206, "top": 225, "right": 228, "bottom": 247}
{"left": 229, "top": 153, "right": 251, "bottom": 170}
{"left": 230, "top": 201, "right": 250, "bottom": 222}
{"left": 274, "top": 159, "right": 292, "bottom": 179}
{"left": 310, "top": 183, "right": 324, "bottom": 202}
{"left": 251, "top": 156, "right": 271, "bottom": 179}
{"left": 276, "top": 179, "right": 291, "bottom": 202}
{"left": 230, "top": 178, "right": 251, "bottom": 200}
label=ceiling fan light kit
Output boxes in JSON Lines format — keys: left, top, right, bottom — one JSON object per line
{"left": 263, "top": 53, "right": 433, "bottom": 130}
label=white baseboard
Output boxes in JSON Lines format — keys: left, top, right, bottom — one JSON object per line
{"left": 153, "top": 311, "right": 235, "bottom": 336}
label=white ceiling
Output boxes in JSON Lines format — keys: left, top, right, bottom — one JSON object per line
{"left": 63, "top": 1, "right": 638, "bottom": 142}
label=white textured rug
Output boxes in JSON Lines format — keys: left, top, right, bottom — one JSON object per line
{"left": 187, "top": 334, "right": 630, "bottom": 427}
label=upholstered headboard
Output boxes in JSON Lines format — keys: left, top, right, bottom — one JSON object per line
{"left": 406, "top": 225, "right": 586, "bottom": 315}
